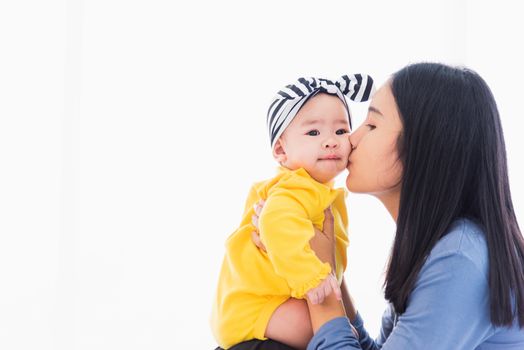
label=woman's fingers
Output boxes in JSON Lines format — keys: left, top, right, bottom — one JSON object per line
{"left": 323, "top": 206, "right": 335, "bottom": 238}
{"left": 322, "top": 207, "right": 337, "bottom": 270}
{"left": 251, "top": 214, "right": 259, "bottom": 229}
{"left": 252, "top": 200, "right": 265, "bottom": 228}
{"left": 251, "top": 230, "right": 266, "bottom": 252}
{"left": 250, "top": 200, "right": 267, "bottom": 252}
{"left": 253, "top": 200, "right": 265, "bottom": 216}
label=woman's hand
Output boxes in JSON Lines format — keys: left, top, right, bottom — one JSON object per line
{"left": 251, "top": 200, "right": 266, "bottom": 252}
{"left": 306, "top": 207, "right": 341, "bottom": 304}
{"left": 251, "top": 202, "right": 341, "bottom": 303}
{"left": 309, "top": 208, "right": 337, "bottom": 271}
{"left": 251, "top": 201, "right": 337, "bottom": 271}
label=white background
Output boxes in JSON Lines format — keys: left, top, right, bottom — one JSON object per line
{"left": 0, "top": 1, "right": 523, "bottom": 349}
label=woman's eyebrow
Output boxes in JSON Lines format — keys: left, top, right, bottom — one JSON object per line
{"left": 369, "top": 106, "right": 384, "bottom": 118}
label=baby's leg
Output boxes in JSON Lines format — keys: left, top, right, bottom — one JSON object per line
{"left": 265, "top": 298, "right": 313, "bottom": 350}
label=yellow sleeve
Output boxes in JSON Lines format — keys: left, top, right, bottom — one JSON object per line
{"left": 258, "top": 185, "right": 331, "bottom": 299}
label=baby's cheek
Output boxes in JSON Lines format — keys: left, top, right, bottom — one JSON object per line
{"left": 341, "top": 143, "right": 352, "bottom": 157}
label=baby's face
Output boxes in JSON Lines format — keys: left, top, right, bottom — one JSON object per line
{"left": 276, "top": 93, "right": 351, "bottom": 183}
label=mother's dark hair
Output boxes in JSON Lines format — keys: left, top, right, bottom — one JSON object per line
{"left": 384, "top": 62, "right": 524, "bottom": 327}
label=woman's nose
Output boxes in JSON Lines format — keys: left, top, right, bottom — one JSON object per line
{"left": 349, "top": 129, "right": 361, "bottom": 149}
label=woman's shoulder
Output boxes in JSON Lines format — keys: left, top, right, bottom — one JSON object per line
{"left": 427, "top": 218, "right": 488, "bottom": 275}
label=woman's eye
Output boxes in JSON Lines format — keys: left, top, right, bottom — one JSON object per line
{"left": 336, "top": 129, "right": 349, "bottom": 135}
{"left": 366, "top": 124, "right": 376, "bottom": 130}
{"left": 306, "top": 130, "right": 320, "bottom": 136}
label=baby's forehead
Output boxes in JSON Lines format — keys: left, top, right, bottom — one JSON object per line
{"left": 295, "top": 95, "right": 350, "bottom": 120}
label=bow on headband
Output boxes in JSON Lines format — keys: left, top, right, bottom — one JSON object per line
{"left": 267, "top": 74, "right": 375, "bottom": 149}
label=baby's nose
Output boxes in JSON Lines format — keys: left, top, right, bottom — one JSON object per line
{"left": 322, "top": 139, "right": 338, "bottom": 148}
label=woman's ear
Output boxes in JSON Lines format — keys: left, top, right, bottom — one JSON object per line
{"left": 272, "top": 139, "right": 287, "bottom": 164}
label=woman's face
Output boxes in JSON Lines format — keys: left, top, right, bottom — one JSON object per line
{"left": 346, "top": 82, "right": 403, "bottom": 196}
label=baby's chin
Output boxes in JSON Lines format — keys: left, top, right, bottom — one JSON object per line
{"left": 308, "top": 166, "right": 347, "bottom": 184}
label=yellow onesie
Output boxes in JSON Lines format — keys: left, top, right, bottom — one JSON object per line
{"left": 210, "top": 167, "right": 349, "bottom": 349}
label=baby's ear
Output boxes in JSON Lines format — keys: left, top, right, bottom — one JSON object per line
{"left": 272, "top": 139, "right": 287, "bottom": 164}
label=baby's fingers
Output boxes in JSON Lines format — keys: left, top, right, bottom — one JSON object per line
{"left": 323, "top": 279, "right": 332, "bottom": 299}
{"left": 314, "top": 288, "right": 325, "bottom": 305}
{"left": 329, "top": 275, "right": 342, "bottom": 301}
{"left": 306, "top": 290, "right": 318, "bottom": 305}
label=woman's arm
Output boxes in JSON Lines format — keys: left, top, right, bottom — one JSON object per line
{"left": 307, "top": 290, "right": 346, "bottom": 333}
{"left": 305, "top": 209, "right": 365, "bottom": 349}
{"left": 308, "top": 240, "right": 496, "bottom": 349}
{"left": 340, "top": 278, "right": 357, "bottom": 322}
{"left": 306, "top": 208, "right": 353, "bottom": 332}
{"left": 306, "top": 210, "right": 380, "bottom": 350}
{"left": 250, "top": 205, "right": 379, "bottom": 349}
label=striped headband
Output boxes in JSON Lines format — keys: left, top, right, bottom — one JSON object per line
{"left": 267, "top": 74, "right": 375, "bottom": 149}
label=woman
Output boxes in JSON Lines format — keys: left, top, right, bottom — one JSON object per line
{"left": 245, "top": 63, "right": 524, "bottom": 349}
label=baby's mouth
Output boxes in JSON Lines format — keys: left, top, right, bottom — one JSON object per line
{"left": 318, "top": 155, "right": 341, "bottom": 161}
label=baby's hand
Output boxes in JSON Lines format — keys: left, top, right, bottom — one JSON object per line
{"left": 306, "top": 273, "right": 342, "bottom": 305}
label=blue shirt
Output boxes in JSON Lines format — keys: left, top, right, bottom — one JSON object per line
{"left": 308, "top": 219, "right": 524, "bottom": 350}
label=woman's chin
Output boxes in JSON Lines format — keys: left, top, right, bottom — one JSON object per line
{"left": 345, "top": 177, "right": 353, "bottom": 191}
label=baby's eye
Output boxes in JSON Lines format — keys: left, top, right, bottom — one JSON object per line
{"left": 336, "top": 129, "right": 349, "bottom": 135}
{"left": 306, "top": 130, "right": 320, "bottom": 136}
{"left": 366, "top": 124, "right": 376, "bottom": 130}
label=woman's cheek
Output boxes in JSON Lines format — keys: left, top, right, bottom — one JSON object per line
{"left": 376, "top": 155, "right": 402, "bottom": 191}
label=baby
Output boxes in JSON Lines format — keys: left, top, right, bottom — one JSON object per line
{"left": 211, "top": 75, "right": 374, "bottom": 349}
